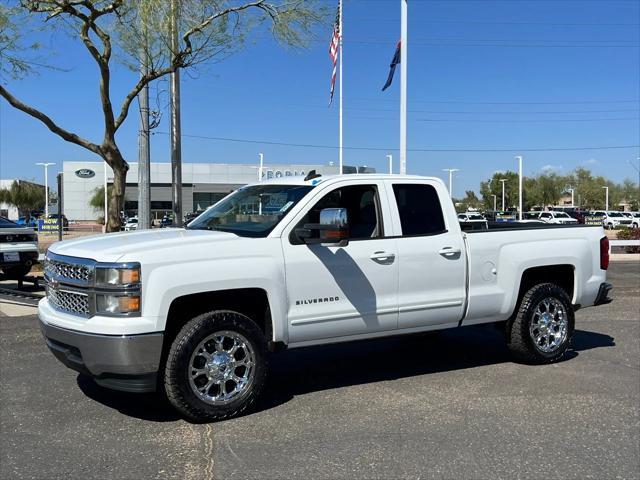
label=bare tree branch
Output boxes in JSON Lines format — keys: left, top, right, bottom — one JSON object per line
{"left": 0, "top": 85, "right": 102, "bottom": 155}
{"left": 114, "top": 64, "right": 178, "bottom": 130}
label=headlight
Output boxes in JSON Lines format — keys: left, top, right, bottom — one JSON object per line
{"left": 95, "top": 265, "right": 140, "bottom": 287}
{"left": 96, "top": 294, "right": 141, "bottom": 315}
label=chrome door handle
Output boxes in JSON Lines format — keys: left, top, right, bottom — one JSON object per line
{"left": 370, "top": 251, "right": 396, "bottom": 262}
{"left": 438, "top": 247, "right": 462, "bottom": 257}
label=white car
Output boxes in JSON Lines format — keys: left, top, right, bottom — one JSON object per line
{"left": 590, "top": 211, "right": 633, "bottom": 229}
{"left": 124, "top": 217, "right": 138, "bottom": 231}
{"left": 457, "top": 212, "right": 486, "bottom": 222}
{"left": 538, "top": 211, "right": 579, "bottom": 225}
{"left": 621, "top": 212, "right": 639, "bottom": 228}
{"left": 39, "top": 174, "right": 612, "bottom": 422}
{"left": 457, "top": 212, "right": 488, "bottom": 231}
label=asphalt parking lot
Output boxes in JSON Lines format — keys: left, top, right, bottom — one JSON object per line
{"left": 1, "top": 262, "right": 639, "bottom": 480}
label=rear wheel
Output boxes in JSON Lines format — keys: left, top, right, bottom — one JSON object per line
{"left": 507, "top": 283, "right": 574, "bottom": 364}
{"left": 164, "top": 310, "right": 268, "bottom": 422}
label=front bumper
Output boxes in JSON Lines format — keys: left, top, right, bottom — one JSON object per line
{"left": 0, "top": 249, "right": 38, "bottom": 268}
{"left": 39, "top": 316, "right": 164, "bottom": 393}
{"left": 594, "top": 282, "right": 613, "bottom": 306}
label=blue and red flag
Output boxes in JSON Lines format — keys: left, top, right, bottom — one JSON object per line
{"left": 382, "top": 41, "right": 401, "bottom": 91}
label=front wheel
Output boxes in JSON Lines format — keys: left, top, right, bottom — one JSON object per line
{"left": 507, "top": 283, "right": 574, "bottom": 364}
{"left": 164, "top": 310, "right": 269, "bottom": 422}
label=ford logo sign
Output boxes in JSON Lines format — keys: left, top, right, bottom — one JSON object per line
{"left": 75, "top": 168, "right": 96, "bottom": 179}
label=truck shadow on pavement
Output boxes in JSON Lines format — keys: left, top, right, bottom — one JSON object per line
{"left": 76, "top": 326, "right": 614, "bottom": 423}
{"left": 76, "top": 376, "right": 181, "bottom": 422}
{"left": 258, "top": 327, "right": 615, "bottom": 413}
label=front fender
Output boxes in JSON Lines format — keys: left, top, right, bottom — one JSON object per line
{"left": 141, "top": 254, "right": 288, "bottom": 342}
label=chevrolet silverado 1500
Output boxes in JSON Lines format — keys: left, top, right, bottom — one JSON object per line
{"left": 39, "top": 174, "right": 612, "bottom": 421}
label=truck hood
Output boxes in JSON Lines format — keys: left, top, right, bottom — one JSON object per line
{"left": 49, "top": 228, "right": 239, "bottom": 262}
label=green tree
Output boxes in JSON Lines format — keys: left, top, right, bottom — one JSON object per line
{"left": 89, "top": 185, "right": 114, "bottom": 224}
{"left": 526, "top": 172, "right": 564, "bottom": 209}
{"left": 0, "top": 0, "right": 324, "bottom": 232}
{"left": 454, "top": 190, "right": 483, "bottom": 213}
{"left": 621, "top": 178, "right": 639, "bottom": 210}
{"left": 0, "top": 180, "right": 45, "bottom": 215}
{"left": 479, "top": 171, "right": 519, "bottom": 211}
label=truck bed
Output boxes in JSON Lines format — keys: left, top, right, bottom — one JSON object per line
{"left": 462, "top": 224, "right": 606, "bottom": 326}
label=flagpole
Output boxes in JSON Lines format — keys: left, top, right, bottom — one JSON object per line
{"left": 399, "top": 0, "right": 407, "bottom": 175}
{"left": 338, "top": 0, "right": 343, "bottom": 175}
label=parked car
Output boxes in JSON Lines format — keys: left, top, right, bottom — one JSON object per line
{"left": 124, "top": 217, "right": 138, "bottom": 231}
{"left": 184, "top": 212, "right": 201, "bottom": 226}
{"left": 458, "top": 212, "right": 488, "bottom": 231}
{"left": 538, "top": 211, "right": 579, "bottom": 225}
{"left": 520, "top": 212, "right": 545, "bottom": 223}
{"left": 590, "top": 210, "right": 633, "bottom": 229}
{"left": 457, "top": 212, "right": 485, "bottom": 222}
{"left": 630, "top": 212, "right": 640, "bottom": 229}
{"left": 0, "top": 217, "right": 39, "bottom": 279}
{"left": 160, "top": 216, "right": 173, "bottom": 228}
{"left": 39, "top": 174, "right": 612, "bottom": 422}
{"left": 16, "top": 215, "right": 39, "bottom": 229}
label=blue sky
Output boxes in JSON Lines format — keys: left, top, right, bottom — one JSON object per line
{"left": 1, "top": 0, "right": 639, "bottom": 198}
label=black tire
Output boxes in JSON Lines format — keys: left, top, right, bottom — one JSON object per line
{"left": 507, "top": 283, "right": 574, "bottom": 364}
{"left": 1, "top": 264, "right": 31, "bottom": 279}
{"left": 164, "top": 310, "right": 268, "bottom": 422}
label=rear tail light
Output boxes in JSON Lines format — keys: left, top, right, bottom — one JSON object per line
{"left": 600, "top": 236, "right": 610, "bottom": 270}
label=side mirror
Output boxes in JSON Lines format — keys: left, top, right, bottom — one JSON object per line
{"left": 295, "top": 208, "right": 349, "bottom": 245}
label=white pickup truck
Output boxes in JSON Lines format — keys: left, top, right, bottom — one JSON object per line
{"left": 39, "top": 174, "right": 612, "bottom": 421}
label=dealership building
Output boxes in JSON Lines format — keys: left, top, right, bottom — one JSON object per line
{"left": 62, "top": 161, "right": 340, "bottom": 221}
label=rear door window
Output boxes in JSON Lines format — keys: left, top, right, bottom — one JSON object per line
{"left": 392, "top": 184, "right": 446, "bottom": 236}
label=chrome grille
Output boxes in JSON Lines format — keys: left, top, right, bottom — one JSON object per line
{"left": 44, "top": 258, "right": 92, "bottom": 284}
{"left": 47, "top": 287, "right": 91, "bottom": 317}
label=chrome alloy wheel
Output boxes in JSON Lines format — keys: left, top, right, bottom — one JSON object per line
{"left": 188, "top": 330, "right": 256, "bottom": 405}
{"left": 529, "top": 297, "right": 568, "bottom": 353}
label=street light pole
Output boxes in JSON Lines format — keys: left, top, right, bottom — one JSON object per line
{"left": 566, "top": 187, "right": 575, "bottom": 207}
{"left": 442, "top": 168, "right": 459, "bottom": 198}
{"left": 35, "top": 162, "right": 55, "bottom": 217}
{"left": 602, "top": 186, "right": 609, "bottom": 210}
{"left": 258, "top": 153, "right": 264, "bottom": 182}
{"left": 387, "top": 155, "right": 393, "bottom": 174}
{"left": 491, "top": 194, "right": 497, "bottom": 212}
{"left": 500, "top": 179, "right": 507, "bottom": 211}
{"left": 516, "top": 155, "right": 523, "bottom": 221}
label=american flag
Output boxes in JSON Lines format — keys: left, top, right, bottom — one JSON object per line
{"left": 328, "top": 1, "right": 341, "bottom": 106}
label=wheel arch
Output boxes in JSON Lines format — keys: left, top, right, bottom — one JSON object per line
{"left": 515, "top": 264, "right": 575, "bottom": 309}
{"left": 162, "top": 288, "right": 274, "bottom": 357}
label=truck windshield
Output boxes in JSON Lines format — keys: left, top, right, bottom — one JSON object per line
{"left": 187, "top": 184, "right": 314, "bottom": 237}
